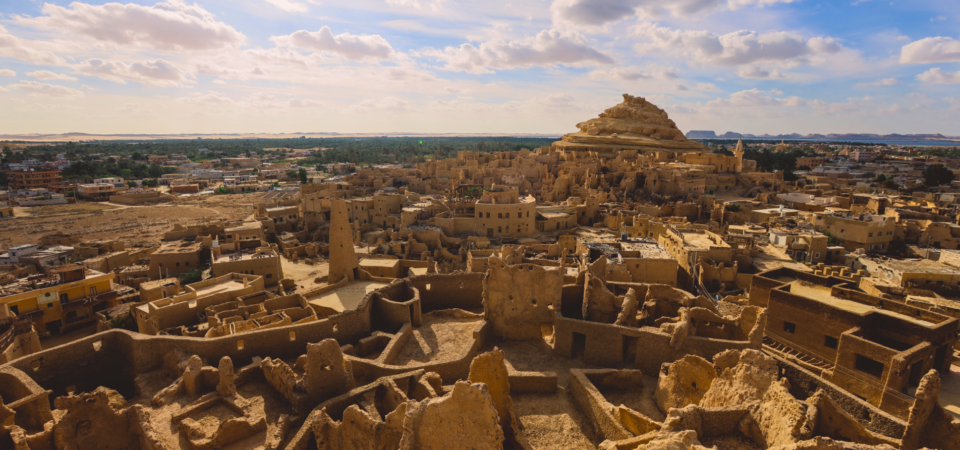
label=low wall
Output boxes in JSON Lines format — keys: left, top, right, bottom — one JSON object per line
{"left": 407, "top": 272, "right": 485, "bottom": 312}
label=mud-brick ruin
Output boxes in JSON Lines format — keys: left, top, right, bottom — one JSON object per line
{"left": 5, "top": 94, "right": 960, "bottom": 450}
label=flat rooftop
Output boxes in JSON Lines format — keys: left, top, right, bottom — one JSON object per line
{"left": 681, "top": 231, "right": 729, "bottom": 249}
{"left": 193, "top": 279, "right": 248, "bottom": 298}
{"left": 620, "top": 241, "right": 672, "bottom": 259}
{"left": 359, "top": 258, "right": 400, "bottom": 268}
{"left": 214, "top": 250, "right": 276, "bottom": 264}
{"left": 306, "top": 280, "right": 389, "bottom": 312}
{"left": 774, "top": 276, "right": 929, "bottom": 326}
{"left": 878, "top": 259, "right": 958, "bottom": 275}
{"left": 157, "top": 241, "right": 203, "bottom": 253}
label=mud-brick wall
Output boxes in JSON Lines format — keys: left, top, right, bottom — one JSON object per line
{"left": 370, "top": 282, "right": 420, "bottom": 333}
{"left": 483, "top": 260, "right": 563, "bottom": 340}
{"left": 553, "top": 313, "right": 754, "bottom": 375}
{"left": 7, "top": 288, "right": 381, "bottom": 383}
{"left": 621, "top": 258, "right": 678, "bottom": 286}
{"left": 773, "top": 352, "right": 907, "bottom": 439}
{"left": 408, "top": 273, "right": 484, "bottom": 312}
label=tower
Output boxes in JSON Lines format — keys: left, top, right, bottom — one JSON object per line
{"left": 733, "top": 136, "right": 744, "bottom": 173}
{"left": 328, "top": 199, "right": 359, "bottom": 283}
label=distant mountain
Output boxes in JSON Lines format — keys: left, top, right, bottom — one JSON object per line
{"left": 685, "top": 131, "right": 956, "bottom": 141}
{"left": 686, "top": 130, "right": 717, "bottom": 139}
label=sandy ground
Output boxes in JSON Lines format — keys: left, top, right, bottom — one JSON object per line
{"left": 280, "top": 259, "right": 328, "bottom": 291}
{"left": 392, "top": 313, "right": 483, "bottom": 365}
{"left": 939, "top": 364, "right": 960, "bottom": 418}
{"left": 41, "top": 324, "right": 98, "bottom": 350}
{"left": 0, "top": 194, "right": 264, "bottom": 248}
{"left": 487, "top": 339, "right": 608, "bottom": 450}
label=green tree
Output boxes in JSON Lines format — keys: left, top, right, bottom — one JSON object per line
{"left": 882, "top": 179, "right": 900, "bottom": 190}
{"left": 923, "top": 164, "right": 956, "bottom": 187}
{"left": 298, "top": 167, "right": 308, "bottom": 184}
{"left": 131, "top": 152, "right": 145, "bottom": 161}
{"left": 179, "top": 269, "right": 202, "bottom": 285}
{"left": 875, "top": 174, "right": 887, "bottom": 183}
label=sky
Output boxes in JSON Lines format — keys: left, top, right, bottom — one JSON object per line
{"left": 0, "top": 0, "right": 959, "bottom": 135}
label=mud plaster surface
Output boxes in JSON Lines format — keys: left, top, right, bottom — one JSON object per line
{"left": 485, "top": 339, "right": 609, "bottom": 450}
{"left": 129, "top": 368, "right": 289, "bottom": 450}
{"left": 392, "top": 312, "right": 484, "bottom": 365}
{"left": 514, "top": 392, "right": 601, "bottom": 450}
{"left": 599, "top": 374, "right": 665, "bottom": 422}
{"left": 700, "top": 433, "right": 763, "bottom": 450}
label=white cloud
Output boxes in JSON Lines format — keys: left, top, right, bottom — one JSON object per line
{"left": 73, "top": 58, "right": 193, "bottom": 87}
{"left": 179, "top": 91, "right": 235, "bottom": 105}
{"left": 705, "top": 88, "right": 804, "bottom": 108}
{"left": 900, "top": 37, "right": 960, "bottom": 64}
{"left": 19, "top": 0, "right": 245, "bottom": 51}
{"left": 264, "top": 0, "right": 309, "bottom": 12}
{"left": 288, "top": 98, "right": 324, "bottom": 108}
{"left": 588, "top": 65, "right": 679, "bottom": 81}
{"left": 916, "top": 68, "right": 960, "bottom": 84}
{"left": 212, "top": 78, "right": 226, "bottom": 85}
{"left": 853, "top": 77, "right": 901, "bottom": 87}
{"left": 27, "top": 70, "right": 78, "bottom": 81}
{"left": 930, "top": 15, "right": 946, "bottom": 22}
{"left": 8, "top": 80, "right": 84, "bottom": 97}
{"left": 271, "top": 26, "right": 395, "bottom": 60}
{"left": 243, "top": 47, "right": 312, "bottom": 67}
{"left": 0, "top": 25, "right": 67, "bottom": 65}
{"left": 945, "top": 97, "right": 960, "bottom": 110}
{"left": 348, "top": 96, "right": 413, "bottom": 113}
{"left": 420, "top": 30, "right": 613, "bottom": 74}
{"left": 690, "top": 82, "right": 717, "bottom": 91}
{"left": 386, "top": 0, "right": 445, "bottom": 11}
{"left": 551, "top": 0, "right": 796, "bottom": 26}
{"left": 737, "top": 65, "right": 785, "bottom": 79}
{"left": 0, "top": 69, "right": 15, "bottom": 77}
{"left": 635, "top": 23, "right": 842, "bottom": 67}
{"left": 532, "top": 92, "right": 577, "bottom": 108}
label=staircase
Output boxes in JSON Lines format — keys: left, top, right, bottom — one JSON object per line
{"left": 763, "top": 336, "right": 833, "bottom": 372}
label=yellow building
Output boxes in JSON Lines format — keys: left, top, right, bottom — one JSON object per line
{"left": 0, "top": 265, "right": 116, "bottom": 336}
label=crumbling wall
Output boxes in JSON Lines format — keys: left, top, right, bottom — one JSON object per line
{"left": 482, "top": 257, "right": 562, "bottom": 340}
{"left": 655, "top": 355, "right": 716, "bottom": 413}
{"left": 398, "top": 381, "right": 505, "bottom": 450}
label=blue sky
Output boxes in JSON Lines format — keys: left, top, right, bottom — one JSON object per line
{"left": 0, "top": 0, "right": 958, "bottom": 135}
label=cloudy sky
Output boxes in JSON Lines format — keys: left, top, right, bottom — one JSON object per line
{"left": 1, "top": 0, "right": 959, "bottom": 135}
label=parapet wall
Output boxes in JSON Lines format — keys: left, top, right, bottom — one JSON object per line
{"left": 408, "top": 272, "right": 485, "bottom": 312}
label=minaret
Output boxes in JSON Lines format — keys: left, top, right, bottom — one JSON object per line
{"left": 328, "top": 199, "right": 359, "bottom": 283}
{"left": 733, "top": 136, "right": 744, "bottom": 173}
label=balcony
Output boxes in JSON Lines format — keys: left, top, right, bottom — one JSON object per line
{"left": 60, "top": 290, "right": 118, "bottom": 312}
{"left": 15, "top": 309, "right": 44, "bottom": 322}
